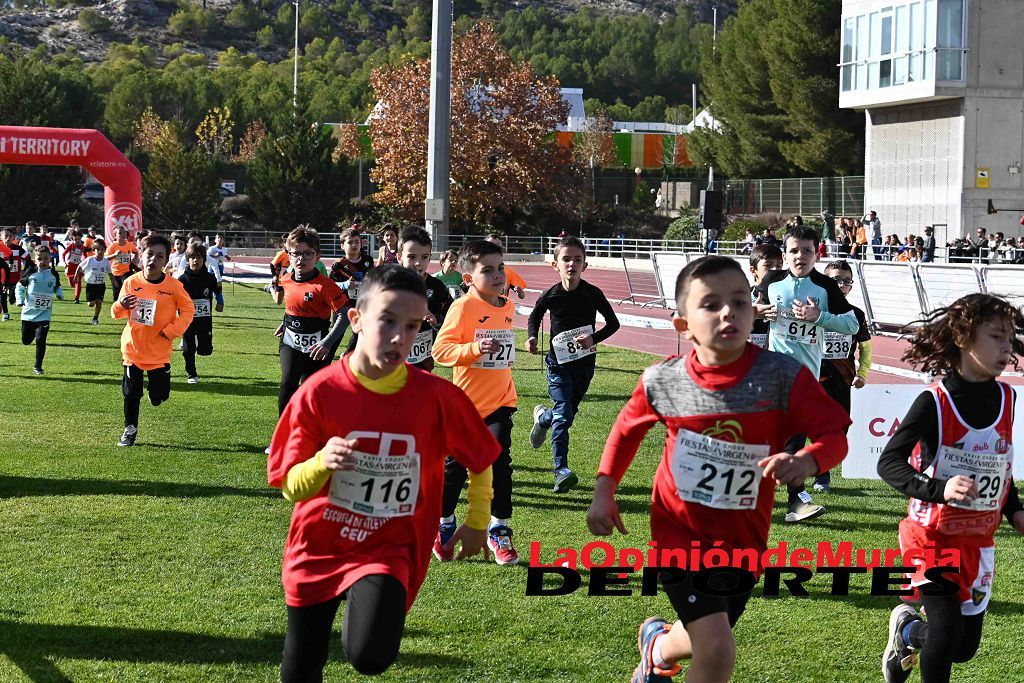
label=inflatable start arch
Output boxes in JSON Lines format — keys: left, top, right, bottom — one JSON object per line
{"left": 0, "top": 125, "right": 142, "bottom": 242}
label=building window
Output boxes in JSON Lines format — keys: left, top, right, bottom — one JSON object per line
{"left": 937, "top": 0, "right": 964, "bottom": 80}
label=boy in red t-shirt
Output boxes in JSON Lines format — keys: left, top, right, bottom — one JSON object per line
{"left": 268, "top": 265, "right": 500, "bottom": 680}
{"left": 588, "top": 256, "right": 850, "bottom": 682}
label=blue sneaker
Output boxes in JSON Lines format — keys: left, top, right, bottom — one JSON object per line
{"left": 432, "top": 517, "right": 457, "bottom": 562}
{"left": 631, "top": 617, "right": 680, "bottom": 682}
{"left": 883, "top": 604, "right": 921, "bottom": 683}
{"left": 553, "top": 467, "right": 578, "bottom": 493}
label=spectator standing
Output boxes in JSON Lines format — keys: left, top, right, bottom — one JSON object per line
{"left": 863, "top": 210, "right": 883, "bottom": 259}
{"left": 970, "top": 227, "right": 988, "bottom": 262}
{"left": 921, "top": 226, "right": 936, "bottom": 262}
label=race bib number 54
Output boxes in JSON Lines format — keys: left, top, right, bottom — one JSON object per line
{"left": 328, "top": 451, "right": 420, "bottom": 518}
{"left": 473, "top": 328, "right": 515, "bottom": 369}
{"left": 670, "top": 428, "right": 769, "bottom": 510}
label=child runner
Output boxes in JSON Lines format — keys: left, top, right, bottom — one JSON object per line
{"left": 815, "top": 260, "right": 872, "bottom": 492}
{"left": 398, "top": 227, "right": 452, "bottom": 372}
{"left": 166, "top": 233, "right": 189, "bottom": 278}
{"left": 754, "top": 227, "right": 860, "bottom": 522}
{"left": 111, "top": 233, "right": 195, "bottom": 447}
{"left": 878, "top": 293, "right": 1024, "bottom": 683}
{"left": 432, "top": 239, "right": 519, "bottom": 565}
{"left": 106, "top": 226, "right": 139, "bottom": 300}
{"left": 271, "top": 226, "right": 350, "bottom": 416}
{"left": 0, "top": 227, "right": 25, "bottom": 321}
{"left": 376, "top": 224, "right": 399, "bottom": 266}
{"left": 80, "top": 238, "right": 111, "bottom": 325}
{"left": 747, "top": 243, "right": 783, "bottom": 350}
{"left": 484, "top": 234, "right": 526, "bottom": 299}
{"left": 178, "top": 243, "right": 224, "bottom": 384}
{"left": 207, "top": 232, "right": 232, "bottom": 283}
{"left": 434, "top": 248, "right": 464, "bottom": 300}
{"left": 268, "top": 265, "right": 500, "bottom": 680}
{"left": 589, "top": 256, "right": 850, "bottom": 683}
{"left": 527, "top": 236, "right": 620, "bottom": 493}
{"left": 269, "top": 235, "right": 291, "bottom": 289}
{"left": 63, "top": 231, "right": 87, "bottom": 304}
{"left": 15, "top": 246, "right": 64, "bottom": 375}
{"left": 328, "top": 226, "right": 374, "bottom": 353}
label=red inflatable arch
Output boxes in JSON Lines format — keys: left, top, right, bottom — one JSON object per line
{"left": 0, "top": 125, "right": 142, "bottom": 242}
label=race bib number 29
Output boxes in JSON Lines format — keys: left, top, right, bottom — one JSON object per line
{"left": 933, "top": 445, "right": 1011, "bottom": 512}
{"left": 473, "top": 328, "right": 515, "bottom": 369}
{"left": 670, "top": 428, "right": 769, "bottom": 510}
{"left": 328, "top": 451, "right": 420, "bottom": 518}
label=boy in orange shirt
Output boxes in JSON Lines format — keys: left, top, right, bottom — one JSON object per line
{"left": 111, "top": 233, "right": 195, "bottom": 447}
{"left": 484, "top": 234, "right": 527, "bottom": 299}
{"left": 432, "top": 239, "right": 520, "bottom": 565}
{"left": 105, "top": 226, "right": 140, "bottom": 300}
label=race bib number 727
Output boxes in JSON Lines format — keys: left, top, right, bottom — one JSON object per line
{"left": 473, "top": 328, "right": 515, "bottom": 369}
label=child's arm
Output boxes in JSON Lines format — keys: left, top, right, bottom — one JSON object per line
{"left": 1003, "top": 479, "right": 1023, "bottom": 532}
{"left": 432, "top": 307, "right": 485, "bottom": 367}
{"left": 161, "top": 286, "right": 195, "bottom": 340}
{"left": 591, "top": 289, "right": 621, "bottom": 345}
{"left": 281, "top": 450, "right": 332, "bottom": 503}
{"left": 14, "top": 280, "right": 26, "bottom": 306}
{"left": 588, "top": 376, "right": 661, "bottom": 536}
{"left": 854, "top": 339, "right": 872, "bottom": 387}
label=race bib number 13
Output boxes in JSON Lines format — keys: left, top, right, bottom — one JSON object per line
{"left": 473, "top": 328, "right": 515, "bottom": 369}
{"left": 670, "top": 428, "right": 769, "bottom": 510}
{"left": 131, "top": 298, "right": 157, "bottom": 326}
{"left": 328, "top": 451, "right": 420, "bottom": 518}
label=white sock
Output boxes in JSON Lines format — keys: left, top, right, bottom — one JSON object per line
{"left": 652, "top": 632, "right": 669, "bottom": 669}
{"left": 489, "top": 516, "right": 511, "bottom": 530}
{"left": 440, "top": 515, "right": 455, "bottom": 525}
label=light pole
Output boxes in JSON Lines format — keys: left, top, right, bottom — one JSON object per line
{"left": 424, "top": 0, "right": 453, "bottom": 250}
{"left": 292, "top": 1, "right": 300, "bottom": 111}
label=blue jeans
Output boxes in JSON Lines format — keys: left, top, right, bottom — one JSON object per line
{"left": 538, "top": 355, "right": 595, "bottom": 471}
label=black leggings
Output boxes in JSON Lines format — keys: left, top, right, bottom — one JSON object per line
{"left": 916, "top": 592, "right": 985, "bottom": 683}
{"left": 0, "top": 282, "right": 11, "bottom": 314}
{"left": 122, "top": 364, "right": 171, "bottom": 428}
{"left": 442, "top": 406, "right": 515, "bottom": 520}
{"left": 281, "top": 574, "right": 407, "bottom": 681}
{"left": 279, "top": 344, "right": 331, "bottom": 415}
{"left": 21, "top": 320, "right": 49, "bottom": 369}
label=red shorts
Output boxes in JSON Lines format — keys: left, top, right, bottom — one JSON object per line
{"left": 66, "top": 264, "right": 80, "bottom": 281}
{"left": 898, "top": 519, "right": 994, "bottom": 616}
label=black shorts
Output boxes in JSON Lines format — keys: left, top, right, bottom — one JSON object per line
{"left": 85, "top": 283, "right": 106, "bottom": 302}
{"left": 21, "top": 319, "right": 50, "bottom": 344}
{"left": 660, "top": 567, "right": 752, "bottom": 627}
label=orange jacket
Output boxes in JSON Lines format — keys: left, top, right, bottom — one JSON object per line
{"left": 112, "top": 273, "right": 195, "bottom": 369}
{"left": 106, "top": 241, "right": 139, "bottom": 276}
{"left": 432, "top": 288, "right": 517, "bottom": 417}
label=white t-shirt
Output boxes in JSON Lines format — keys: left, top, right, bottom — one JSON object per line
{"left": 207, "top": 245, "right": 228, "bottom": 268}
{"left": 80, "top": 256, "right": 112, "bottom": 285}
{"left": 169, "top": 251, "right": 188, "bottom": 278}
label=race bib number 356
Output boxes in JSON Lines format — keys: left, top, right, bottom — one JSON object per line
{"left": 328, "top": 451, "right": 420, "bottom": 518}
{"left": 552, "top": 325, "right": 596, "bottom": 364}
{"left": 670, "top": 428, "right": 769, "bottom": 510}
{"left": 283, "top": 328, "right": 321, "bottom": 354}
{"left": 473, "top": 328, "right": 515, "bottom": 369}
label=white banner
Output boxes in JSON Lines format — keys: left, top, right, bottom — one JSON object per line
{"left": 844, "top": 384, "right": 1024, "bottom": 480}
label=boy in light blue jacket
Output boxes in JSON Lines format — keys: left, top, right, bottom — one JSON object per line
{"left": 16, "top": 245, "right": 64, "bottom": 375}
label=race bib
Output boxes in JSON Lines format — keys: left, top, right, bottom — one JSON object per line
{"left": 749, "top": 333, "right": 768, "bottom": 349}
{"left": 33, "top": 293, "right": 53, "bottom": 310}
{"left": 283, "top": 328, "right": 322, "bottom": 353}
{"left": 552, "top": 325, "right": 596, "bottom": 364}
{"left": 448, "top": 286, "right": 463, "bottom": 300}
{"left": 10, "top": 259, "right": 18, "bottom": 273}
{"left": 328, "top": 451, "right": 420, "bottom": 518}
{"left": 116, "top": 253, "right": 132, "bottom": 264}
{"left": 670, "top": 428, "right": 769, "bottom": 510}
{"left": 933, "top": 444, "right": 1011, "bottom": 512}
{"left": 193, "top": 298, "right": 211, "bottom": 318}
{"left": 131, "top": 298, "right": 157, "bottom": 326}
{"left": 87, "top": 270, "right": 106, "bottom": 285}
{"left": 347, "top": 281, "right": 360, "bottom": 299}
{"left": 67, "top": 253, "right": 82, "bottom": 264}
{"left": 472, "top": 328, "right": 515, "bottom": 369}
{"left": 772, "top": 309, "right": 819, "bottom": 345}
{"left": 823, "top": 332, "right": 852, "bottom": 360}
{"left": 407, "top": 329, "right": 433, "bottom": 364}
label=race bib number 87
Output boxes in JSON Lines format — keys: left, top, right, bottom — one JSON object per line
{"left": 473, "top": 328, "right": 515, "bottom": 369}
{"left": 552, "top": 325, "right": 596, "bottom": 364}
{"left": 328, "top": 451, "right": 420, "bottom": 518}
{"left": 670, "top": 428, "right": 769, "bottom": 510}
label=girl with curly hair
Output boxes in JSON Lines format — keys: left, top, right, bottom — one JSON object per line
{"left": 877, "top": 293, "right": 1024, "bottom": 683}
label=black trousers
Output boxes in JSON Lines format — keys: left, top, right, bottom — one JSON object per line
{"left": 21, "top": 320, "right": 49, "bottom": 369}
{"left": 441, "top": 406, "right": 515, "bottom": 520}
{"left": 280, "top": 574, "right": 407, "bottom": 681}
{"left": 122, "top": 363, "right": 171, "bottom": 428}
{"left": 917, "top": 592, "right": 985, "bottom": 683}
{"left": 181, "top": 319, "right": 213, "bottom": 378}
{"left": 278, "top": 344, "right": 331, "bottom": 415}
{"left": 110, "top": 274, "right": 127, "bottom": 300}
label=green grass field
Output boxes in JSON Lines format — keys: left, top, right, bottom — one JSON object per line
{"left": 1, "top": 282, "right": 1022, "bottom": 683}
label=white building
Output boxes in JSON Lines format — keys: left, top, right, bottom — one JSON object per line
{"left": 840, "top": 0, "right": 1024, "bottom": 241}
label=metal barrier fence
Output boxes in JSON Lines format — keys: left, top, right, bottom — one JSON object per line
{"left": 642, "top": 253, "right": 1024, "bottom": 333}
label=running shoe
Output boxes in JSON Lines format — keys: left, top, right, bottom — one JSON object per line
{"left": 553, "top": 467, "right": 578, "bottom": 493}
{"left": 187, "top": 376, "right": 199, "bottom": 384}
{"left": 812, "top": 472, "right": 831, "bottom": 493}
{"left": 486, "top": 525, "right": 520, "bottom": 565}
{"left": 118, "top": 426, "right": 138, "bottom": 447}
{"left": 90, "top": 318, "right": 99, "bottom": 325}
{"left": 631, "top": 617, "right": 680, "bottom": 682}
{"left": 785, "top": 490, "right": 826, "bottom": 523}
{"left": 883, "top": 604, "right": 921, "bottom": 683}
{"left": 32, "top": 367, "right": 43, "bottom": 375}
{"left": 2, "top": 314, "right": 8, "bottom": 321}
{"left": 529, "top": 404, "right": 550, "bottom": 448}
{"left": 432, "top": 517, "right": 458, "bottom": 562}
{"left": 73, "top": 299, "right": 80, "bottom": 304}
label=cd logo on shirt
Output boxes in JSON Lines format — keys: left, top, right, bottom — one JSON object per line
{"left": 995, "top": 438, "right": 1009, "bottom": 454}
{"left": 304, "top": 292, "right": 314, "bottom": 302}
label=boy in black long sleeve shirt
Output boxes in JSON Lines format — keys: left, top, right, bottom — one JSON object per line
{"left": 526, "top": 236, "right": 620, "bottom": 493}
{"left": 177, "top": 243, "right": 223, "bottom": 383}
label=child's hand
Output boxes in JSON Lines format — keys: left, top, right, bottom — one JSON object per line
{"left": 575, "top": 334, "right": 594, "bottom": 350}
{"left": 758, "top": 451, "right": 818, "bottom": 486}
{"left": 588, "top": 484, "right": 628, "bottom": 536}
{"left": 308, "top": 343, "right": 330, "bottom": 361}
{"left": 762, "top": 304, "right": 778, "bottom": 321}
{"left": 943, "top": 475, "right": 979, "bottom": 505}
{"left": 852, "top": 376, "right": 866, "bottom": 388}
{"left": 753, "top": 302, "right": 773, "bottom": 319}
{"left": 215, "top": 302, "right": 224, "bottom": 313}
{"left": 1012, "top": 510, "right": 1024, "bottom": 535}
{"left": 424, "top": 311, "right": 437, "bottom": 327}
{"left": 526, "top": 337, "right": 539, "bottom": 354}
{"left": 274, "top": 323, "right": 284, "bottom": 338}
{"left": 119, "top": 294, "right": 138, "bottom": 310}
{"left": 515, "top": 287, "right": 525, "bottom": 299}
{"left": 320, "top": 437, "right": 359, "bottom": 471}
{"left": 444, "top": 524, "right": 490, "bottom": 560}
{"left": 478, "top": 337, "right": 499, "bottom": 354}
{"left": 791, "top": 297, "right": 821, "bottom": 322}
